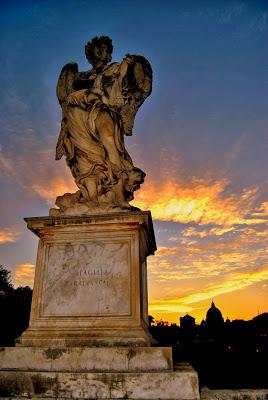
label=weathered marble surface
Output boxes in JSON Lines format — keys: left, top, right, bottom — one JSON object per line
{"left": 0, "top": 347, "right": 172, "bottom": 372}
{"left": 0, "top": 363, "right": 200, "bottom": 399}
{"left": 43, "top": 241, "right": 130, "bottom": 316}
{"left": 17, "top": 212, "right": 156, "bottom": 347}
{"left": 52, "top": 35, "right": 152, "bottom": 214}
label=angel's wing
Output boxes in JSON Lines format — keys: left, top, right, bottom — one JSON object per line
{"left": 56, "top": 62, "right": 78, "bottom": 105}
{"left": 55, "top": 62, "right": 78, "bottom": 160}
{"left": 119, "top": 55, "right": 152, "bottom": 136}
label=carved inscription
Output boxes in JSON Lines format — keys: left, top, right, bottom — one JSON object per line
{"left": 43, "top": 241, "right": 130, "bottom": 316}
{"left": 74, "top": 266, "right": 121, "bottom": 288}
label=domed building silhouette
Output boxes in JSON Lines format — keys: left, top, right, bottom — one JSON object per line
{"left": 206, "top": 301, "right": 224, "bottom": 337}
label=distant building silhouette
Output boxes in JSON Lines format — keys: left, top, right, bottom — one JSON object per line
{"left": 252, "top": 312, "right": 268, "bottom": 327}
{"left": 149, "top": 305, "right": 268, "bottom": 387}
{"left": 180, "top": 314, "right": 196, "bottom": 345}
{"left": 180, "top": 314, "right": 195, "bottom": 329}
{"left": 206, "top": 301, "right": 224, "bottom": 326}
{"left": 206, "top": 301, "right": 224, "bottom": 339}
{"left": 252, "top": 313, "right": 268, "bottom": 353}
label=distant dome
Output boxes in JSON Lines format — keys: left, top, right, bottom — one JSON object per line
{"left": 180, "top": 313, "right": 195, "bottom": 329}
{"left": 181, "top": 314, "right": 195, "bottom": 322}
{"left": 206, "top": 301, "right": 224, "bottom": 327}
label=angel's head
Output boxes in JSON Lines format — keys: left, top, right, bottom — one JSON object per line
{"left": 85, "top": 36, "right": 113, "bottom": 68}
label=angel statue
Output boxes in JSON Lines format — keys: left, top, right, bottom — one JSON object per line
{"left": 50, "top": 36, "right": 152, "bottom": 216}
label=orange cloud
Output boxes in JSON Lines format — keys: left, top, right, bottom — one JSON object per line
{"left": 133, "top": 178, "right": 266, "bottom": 226}
{"left": 178, "top": 265, "right": 268, "bottom": 305}
{"left": 13, "top": 263, "right": 35, "bottom": 288}
{"left": 149, "top": 223, "right": 268, "bottom": 280}
{"left": 2, "top": 134, "right": 267, "bottom": 225}
{"left": 253, "top": 201, "right": 268, "bottom": 217}
{"left": 0, "top": 227, "right": 20, "bottom": 244}
{"left": 32, "top": 176, "right": 76, "bottom": 204}
{"left": 182, "top": 226, "right": 235, "bottom": 238}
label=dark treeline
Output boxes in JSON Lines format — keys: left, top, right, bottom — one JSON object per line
{"left": 0, "top": 265, "right": 32, "bottom": 346}
{"left": 149, "top": 303, "right": 268, "bottom": 389}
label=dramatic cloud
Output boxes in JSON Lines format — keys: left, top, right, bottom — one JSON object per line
{"left": 181, "top": 226, "right": 235, "bottom": 238}
{"left": 149, "top": 220, "right": 267, "bottom": 275}
{"left": 32, "top": 176, "right": 76, "bottom": 204}
{"left": 0, "top": 226, "right": 20, "bottom": 244}
{"left": 13, "top": 263, "right": 35, "bottom": 288}
{"left": 146, "top": 190, "right": 268, "bottom": 323}
{"left": 177, "top": 265, "right": 267, "bottom": 304}
{"left": 253, "top": 201, "right": 268, "bottom": 217}
{"left": 134, "top": 178, "right": 267, "bottom": 226}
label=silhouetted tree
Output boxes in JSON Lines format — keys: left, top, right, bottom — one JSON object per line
{"left": 148, "top": 315, "right": 154, "bottom": 327}
{"left": 0, "top": 265, "right": 32, "bottom": 345}
{"left": 0, "top": 265, "right": 13, "bottom": 296}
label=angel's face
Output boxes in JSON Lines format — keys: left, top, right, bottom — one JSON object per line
{"left": 93, "top": 44, "right": 109, "bottom": 65}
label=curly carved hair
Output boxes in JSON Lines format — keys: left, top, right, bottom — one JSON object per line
{"left": 85, "top": 36, "right": 113, "bottom": 65}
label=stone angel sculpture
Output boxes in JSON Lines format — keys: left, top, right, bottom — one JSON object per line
{"left": 50, "top": 36, "right": 152, "bottom": 216}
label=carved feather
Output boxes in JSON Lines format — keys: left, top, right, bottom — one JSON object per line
{"left": 55, "top": 62, "right": 78, "bottom": 160}
{"left": 56, "top": 62, "right": 78, "bottom": 105}
{"left": 119, "top": 55, "right": 152, "bottom": 135}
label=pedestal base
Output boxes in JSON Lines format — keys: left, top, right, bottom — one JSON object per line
{"left": 16, "top": 328, "right": 152, "bottom": 347}
{"left": 0, "top": 347, "right": 200, "bottom": 399}
{"left": 18, "top": 212, "right": 156, "bottom": 347}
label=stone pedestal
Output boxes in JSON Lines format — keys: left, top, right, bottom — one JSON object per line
{"left": 0, "top": 211, "right": 200, "bottom": 399}
{"left": 0, "top": 347, "right": 200, "bottom": 399}
{"left": 17, "top": 212, "right": 156, "bottom": 347}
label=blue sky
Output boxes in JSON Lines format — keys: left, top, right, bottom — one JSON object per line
{"left": 0, "top": 0, "right": 267, "bottom": 322}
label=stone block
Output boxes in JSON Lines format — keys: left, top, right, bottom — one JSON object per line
{"left": 0, "top": 346, "right": 172, "bottom": 372}
{"left": 0, "top": 363, "right": 200, "bottom": 399}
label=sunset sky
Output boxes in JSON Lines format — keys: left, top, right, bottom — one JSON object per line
{"left": 0, "top": 0, "right": 267, "bottom": 324}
